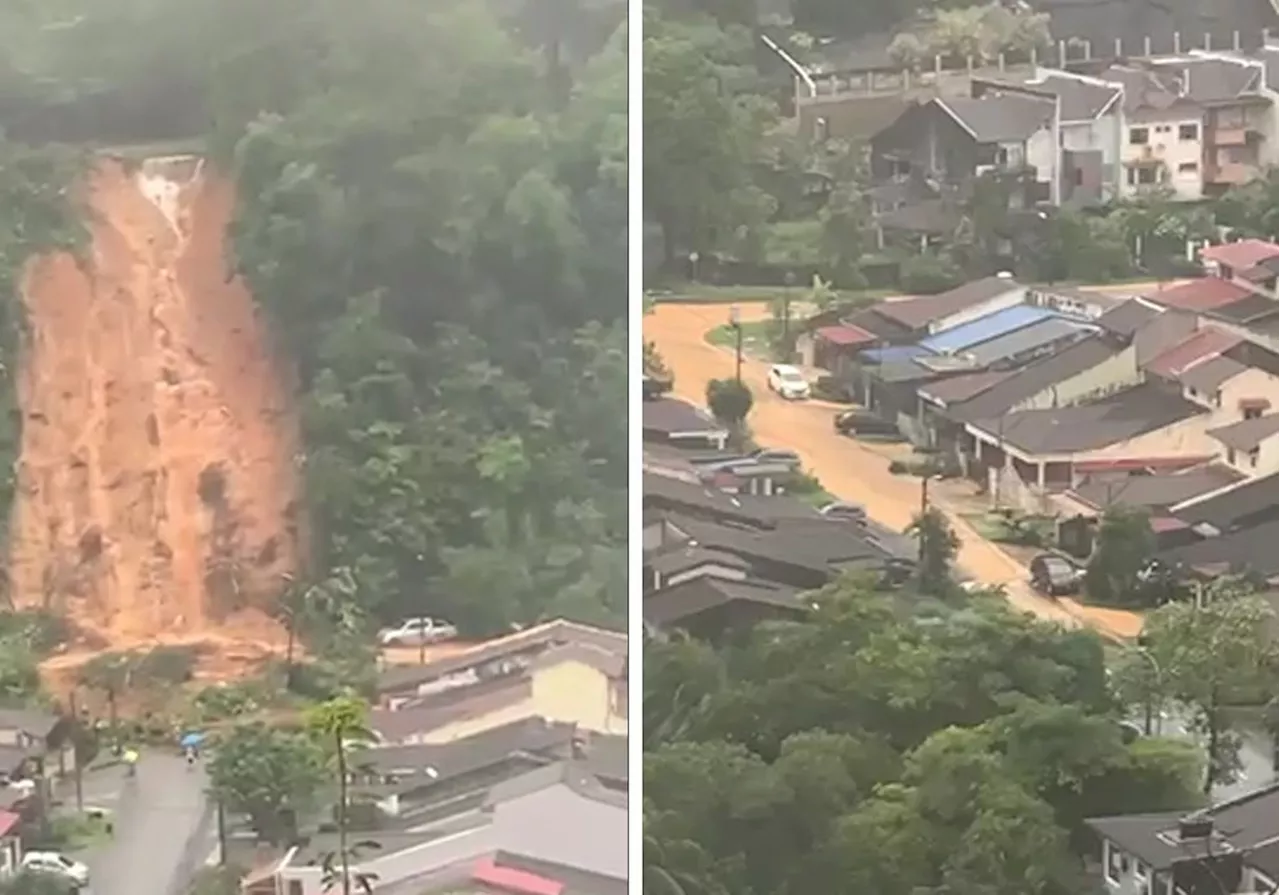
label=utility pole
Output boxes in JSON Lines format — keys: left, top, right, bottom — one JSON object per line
{"left": 69, "top": 690, "right": 84, "bottom": 813}
{"left": 729, "top": 304, "right": 743, "bottom": 384}
{"left": 217, "top": 800, "right": 227, "bottom": 866}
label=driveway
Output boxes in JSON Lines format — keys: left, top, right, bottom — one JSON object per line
{"left": 74, "top": 752, "right": 213, "bottom": 895}
{"left": 646, "top": 301, "right": 1092, "bottom": 629}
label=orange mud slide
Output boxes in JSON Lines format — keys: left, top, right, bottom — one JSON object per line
{"left": 11, "top": 157, "right": 302, "bottom": 679}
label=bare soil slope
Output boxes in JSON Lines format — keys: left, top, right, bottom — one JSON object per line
{"left": 11, "top": 157, "right": 302, "bottom": 676}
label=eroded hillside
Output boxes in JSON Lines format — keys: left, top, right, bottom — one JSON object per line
{"left": 11, "top": 157, "right": 301, "bottom": 673}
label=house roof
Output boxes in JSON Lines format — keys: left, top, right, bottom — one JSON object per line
{"left": 1172, "top": 472, "right": 1279, "bottom": 533}
{"left": 1148, "top": 57, "right": 1264, "bottom": 103}
{"left": 1208, "top": 292, "right": 1278, "bottom": 324}
{"left": 1102, "top": 65, "right": 1184, "bottom": 113}
{"left": 815, "top": 324, "right": 877, "bottom": 347}
{"left": 0, "top": 708, "right": 61, "bottom": 740}
{"left": 664, "top": 513, "right": 894, "bottom": 575}
{"left": 642, "top": 397, "right": 726, "bottom": 437}
{"left": 872, "top": 277, "right": 1022, "bottom": 329}
{"left": 968, "top": 382, "right": 1202, "bottom": 456}
{"left": 1158, "top": 517, "right": 1280, "bottom": 579}
{"left": 936, "top": 95, "right": 1055, "bottom": 142}
{"left": 377, "top": 619, "right": 626, "bottom": 695}
{"left": 962, "top": 317, "right": 1088, "bottom": 366}
{"left": 644, "top": 576, "right": 803, "bottom": 628}
{"left": 1070, "top": 466, "right": 1243, "bottom": 511}
{"left": 918, "top": 370, "right": 1014, "bottom": 406}
{"left": 649, "top": 545, "right": 750, "bottom": 576}
{"left": 1144, "top": 326, "right": 1244, "bottom": 378}
{"left": 860, "top": 344, "right": 932, "bottom": 364}
{"left": 919, "top": 305, "right": 1056, "bottom": 354}
{"left": 371, "top": 678, "right": 535, "bottom": 742}
{"left": 845, "top": 306, "right": 914, "bottom": 342}
{"left": 1133, "top": 311, "right": 1202, "bottom": 366}
{"left": 0, "top": 810, "right": 18, "bottom": 839}
{"left": 1202, "top": 239, "right": 1280, "bottom": 270}
{"left": 948, "top": 335, "right": 1120, "bottom": 421}
{"left": 1020, "top": 73, "right": 1121, "bottom": 120}
{"left": 1097, "top": 299, "right": 1163, "bottom": 337}
{"left": 1086, "top": 783, "right": 1279, "bottom": 873}
{"left": 1147, "top": 278, "right": 1256, "bottom": 312}
{"left": 1207, "top": 412, "right": 1280, "bottom": 451}
{"left": 1176, "top": 355, "right": 1250, "bottom": 392}
{"left": 643, "top": 473, "right": 820, "bottom": 528}
{"left": 359, "top": 716, "right": 577, "bottom": 780}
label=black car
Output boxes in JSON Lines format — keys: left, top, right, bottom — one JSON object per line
{"left": 642, "top": 373, "right": 672, "bottom": 399}
{"left": 1029, "top": 553, "right": 1081, "bottom": 597}
{"left": 833, "top": 409, "right": 903, "bottom": 440}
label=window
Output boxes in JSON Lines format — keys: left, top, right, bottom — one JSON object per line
{"left": 1249, "top": 448, "right": 1260, "bottom": 468}
{"left": 288, "top": 882, "right": 304, "bottom": 895}
{"left": 1244, "top": 406, "right": 1263, "bottom": 420}
{"left": 1136, "top": 862, "right": 1152, "bottom": 895}
{"left": 1179, "top": 123, "right": 1199, "bottom": 141}
{"left": 1137, "top": 166, "right": 1158, "bottom": 185}
{"left": 1228, "top": 448, "right": 1237, "bottom": 465}
{"left": 1130, "top": 127, "right": 1150, "bottom": 144}
{"left": 1073, "top": 167, "right": 1084, "bottom": 186}
{"left": 1156, "top": 124, "right": 1171, "bottom": 133}
{"left": 1104, "top": 841, "right": 1127, "bottom": 885}
{"left": 1178, "top": 162, "right": 1198, "bottom": 173}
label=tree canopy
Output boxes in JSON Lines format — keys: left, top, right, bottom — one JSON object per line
{"left": 644, "top": 579, "right": 1206, "bottom": 895}
{"left": 0, "top": 0, "right": 627, "bottom": 646}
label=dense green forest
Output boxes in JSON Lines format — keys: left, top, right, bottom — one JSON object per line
{"left": 0, "top": 0, "right": 627, "bottom": 636}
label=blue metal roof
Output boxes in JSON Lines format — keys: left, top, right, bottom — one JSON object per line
{"left": 860, "top": 344, "right": 932, "bottom": 364}
{"left": 919, "top": 305, "right": 1056, "bottom": 354}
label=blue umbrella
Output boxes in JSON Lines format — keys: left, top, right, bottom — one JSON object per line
{"left": 179, "top": 732, "right": 205, "bottom": 749}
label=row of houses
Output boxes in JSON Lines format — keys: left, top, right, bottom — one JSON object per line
{"left": 827, "top": 44, "right": 1280, "bottom": 244}
{"left": 641, "top": 394, "right": 922, "bottom": 636}
{"left": 795, "top": 246, "right": 1279, "bottom": 585}
{"left": 245, "top": 620, "right": 630, "bottom": 895}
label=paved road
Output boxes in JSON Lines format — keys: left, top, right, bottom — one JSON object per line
{"left": 73, "top": 753, "right": 212, "bottom": 895}
{"left": 646, "top": 301, "right": 1085, "bottom": 627}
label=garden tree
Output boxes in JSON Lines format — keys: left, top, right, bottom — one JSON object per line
{"left": 1084, "top": 505, "right": 1155, "bottom": 608}
{"left": 0, "top": 872, "right": 77, "bottom": 895}
{"left": 905, "top": 506, "right": 959, "bottom": 595}
{"left": 1109, "top": 646, "right": 1166, "bottom": 736}
{"left": 1140, "top": 588, "right": 1278, "bottom": 793}
{"left": 643, "top": 10, "right": 776, "bottom": 264}
{"left": 1214, "top": 166, "right": 1279, "bottom": 239}
{"left": 307, "top": 695, "right": 374, "bottom": 895}
{"left": 705, "top": 378, "right": 753, "bottom": 429}
{"left": 644, "top": 580, "right": 1201, "bottom": 895}
{"left": 0, "top": 637, "right": 40, "bottom": 704}
{"left": 207, "top": 723, "right": 328, "bottom": 844}
{"left": 889, "top": 3, "right": 1052, "bottom": 66}
{"left": 792, "top": 0, "right": 923, "bottom": 40}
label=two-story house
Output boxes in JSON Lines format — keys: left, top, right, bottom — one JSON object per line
{"left": 868, "top": 92, "right": 1060, "bottom": 214}
{"left": 1101, "top": 64, "right": 1208, "bottom": 199}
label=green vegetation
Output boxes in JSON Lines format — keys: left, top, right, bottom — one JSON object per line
{"left": 1, "top": 0, "right": 627, "bottom": 663}
{"left": 644, "top": 578, "right": 1207, "bottom": 895}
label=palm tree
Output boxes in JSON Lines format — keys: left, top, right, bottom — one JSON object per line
{"left": 306, "top": 695, "right": 373, "bottom": 895}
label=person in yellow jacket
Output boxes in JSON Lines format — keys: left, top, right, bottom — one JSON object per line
{"left": 123, "top": 747, "right": 139, "bottom": 777}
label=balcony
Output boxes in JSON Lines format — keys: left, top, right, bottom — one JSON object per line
{"left": 1211, "top": 127, "right": 1250, "bottom": 146}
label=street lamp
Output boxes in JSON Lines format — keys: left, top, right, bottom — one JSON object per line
{"left": 728, "top": 304, "right": 744, "bottom": 385}
{"left": 689, "top": 251, "right": 700, "bottom": 283}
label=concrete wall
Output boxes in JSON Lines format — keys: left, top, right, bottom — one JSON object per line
{"left": 1012, "top": 344, "right": 1141, "bottom": 411}
{"left": 424, "top": 660, "right": 626, "bottom": 743}
{"left": 1025, "top": 126, "right": 1059, "bottom": 195}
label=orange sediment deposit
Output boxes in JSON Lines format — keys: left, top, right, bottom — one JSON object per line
{"left": 11, "top": 156, "right": 303, "bottom": 686}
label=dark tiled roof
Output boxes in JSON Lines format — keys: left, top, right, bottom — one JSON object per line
{"left": 359, "top": 716, "right": 576, "bottom": 778}
{"left": 1145, "top": 327, "right": 1243, "bottom": 378}
{"left": 1177, "top": 355, "right": 1249, "bottom": 392}
{"left": 643, "top": 473, "right": 820, "bottom": 527}
{"left": 1149, "top": 57, "right": 1263, "bottom": 103}
{"left": 1158, "top": 518, "right": 1280, "bottom": 579}
{"left": 1086, "top": 783, "right": 1279, "bottom": 872}
{"left": 1209, "top": 293, "right": 1280, "bottom": 325}
{"left": 964, "top": 317, "right": 1087, "bottom": 366}
{"left": 664, "top": 513, "right": 889, "bottom": 574}
{"left": 642, "top": 397, "right": 725, "bottom": 436}
{"left": 1172, "top": 472, "right": 1278, "bottom": 532}
{"left": 371, "top": 679, "right": 534, "bottom": 741}
{"left": 845, "top": 306, "right": 914, "bottom": 342}
{"left": 0, "top": 709, "right": 61, "bottom": 739}
{"left": 1133, "top": 311, "right": 1201, "bottom": 367}
{"left": 948, "top": 335, "right": 1119, "bottom": 420}
{"left": 968, "top": 383, "right": 1202, "bottom": 455}
{"left": 1031, "top": 74, "right": 1120, "bottom": 120}
{"left": 643, "top": 576, "right": 802, "bottom": 627}
{"left": 1097, "top": 299, "right": 1162, "bottom": 337}
{"left": 937, "top": 95, "right": 1054, "bottom": 142}
{"left": 875, "top": 277, "right": 1023, "bottom": 329}
{"left": 648, "top": 545, "right": 749, "bottom": 576}
{"left": 1207, "top": 412, "right": 1279, "bottom": 451}
{"left": 918, "top": 370, "right": 1014, "bottom": 406}
{"left": 1071, "top": 466, "right": 1242, "bottom": 510}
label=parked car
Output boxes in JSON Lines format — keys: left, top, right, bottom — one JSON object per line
{"left": 1029, "top": 553, "right": 1081, "bottom": 597}
{"left": 767, "top": 364, "right": 811, "bottom": 400}
{"left": 747, "top": 447, "right": 802, "bottom": 469}
{"left": 642, "top": 372, "right": 672, "bottom": 399}
{"left": 377, "top": 617, "right": 459, "bottom": 648}
{"left": 21, "top": 852, "right": 89, "bottom": 888}
{"left": 813, "top": 374, "right": 858, "bottom": 403}
{"left": 819, "top": 501, "right": 867, "bottom": 521}
{"left": 833, "top": 409, "right": 903, "bottom": 440}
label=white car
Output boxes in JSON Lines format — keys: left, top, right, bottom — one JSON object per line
{"left": 22, "top": 852, "right": 89, "bottom": 887}
{"left": 377, "top": 617, "right": 459, "bottom": 648}
{"left": 767, "top": 364, "right": 811, "bottom": 400}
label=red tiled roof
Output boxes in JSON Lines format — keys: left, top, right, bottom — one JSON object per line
{"left": 1201, "top": 239, "right": 1280, "bottom": 270}
{"left": 0, "top": 810, "right": 19, "bottom": 838}
{"left": 1150, "top": 516, "right": 1191, "bottom": 534}
{"left": 815, "top": 324, "right": 876, "bottom": 346}
{"left": 1144, "top": 327, "right": 1243, "bottom": 378}
{"left": 1146, "top": 277, "right": 1254, "bottom": 311}
{"left": 473, "top": 859, "right": 565, "bottom": 895}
